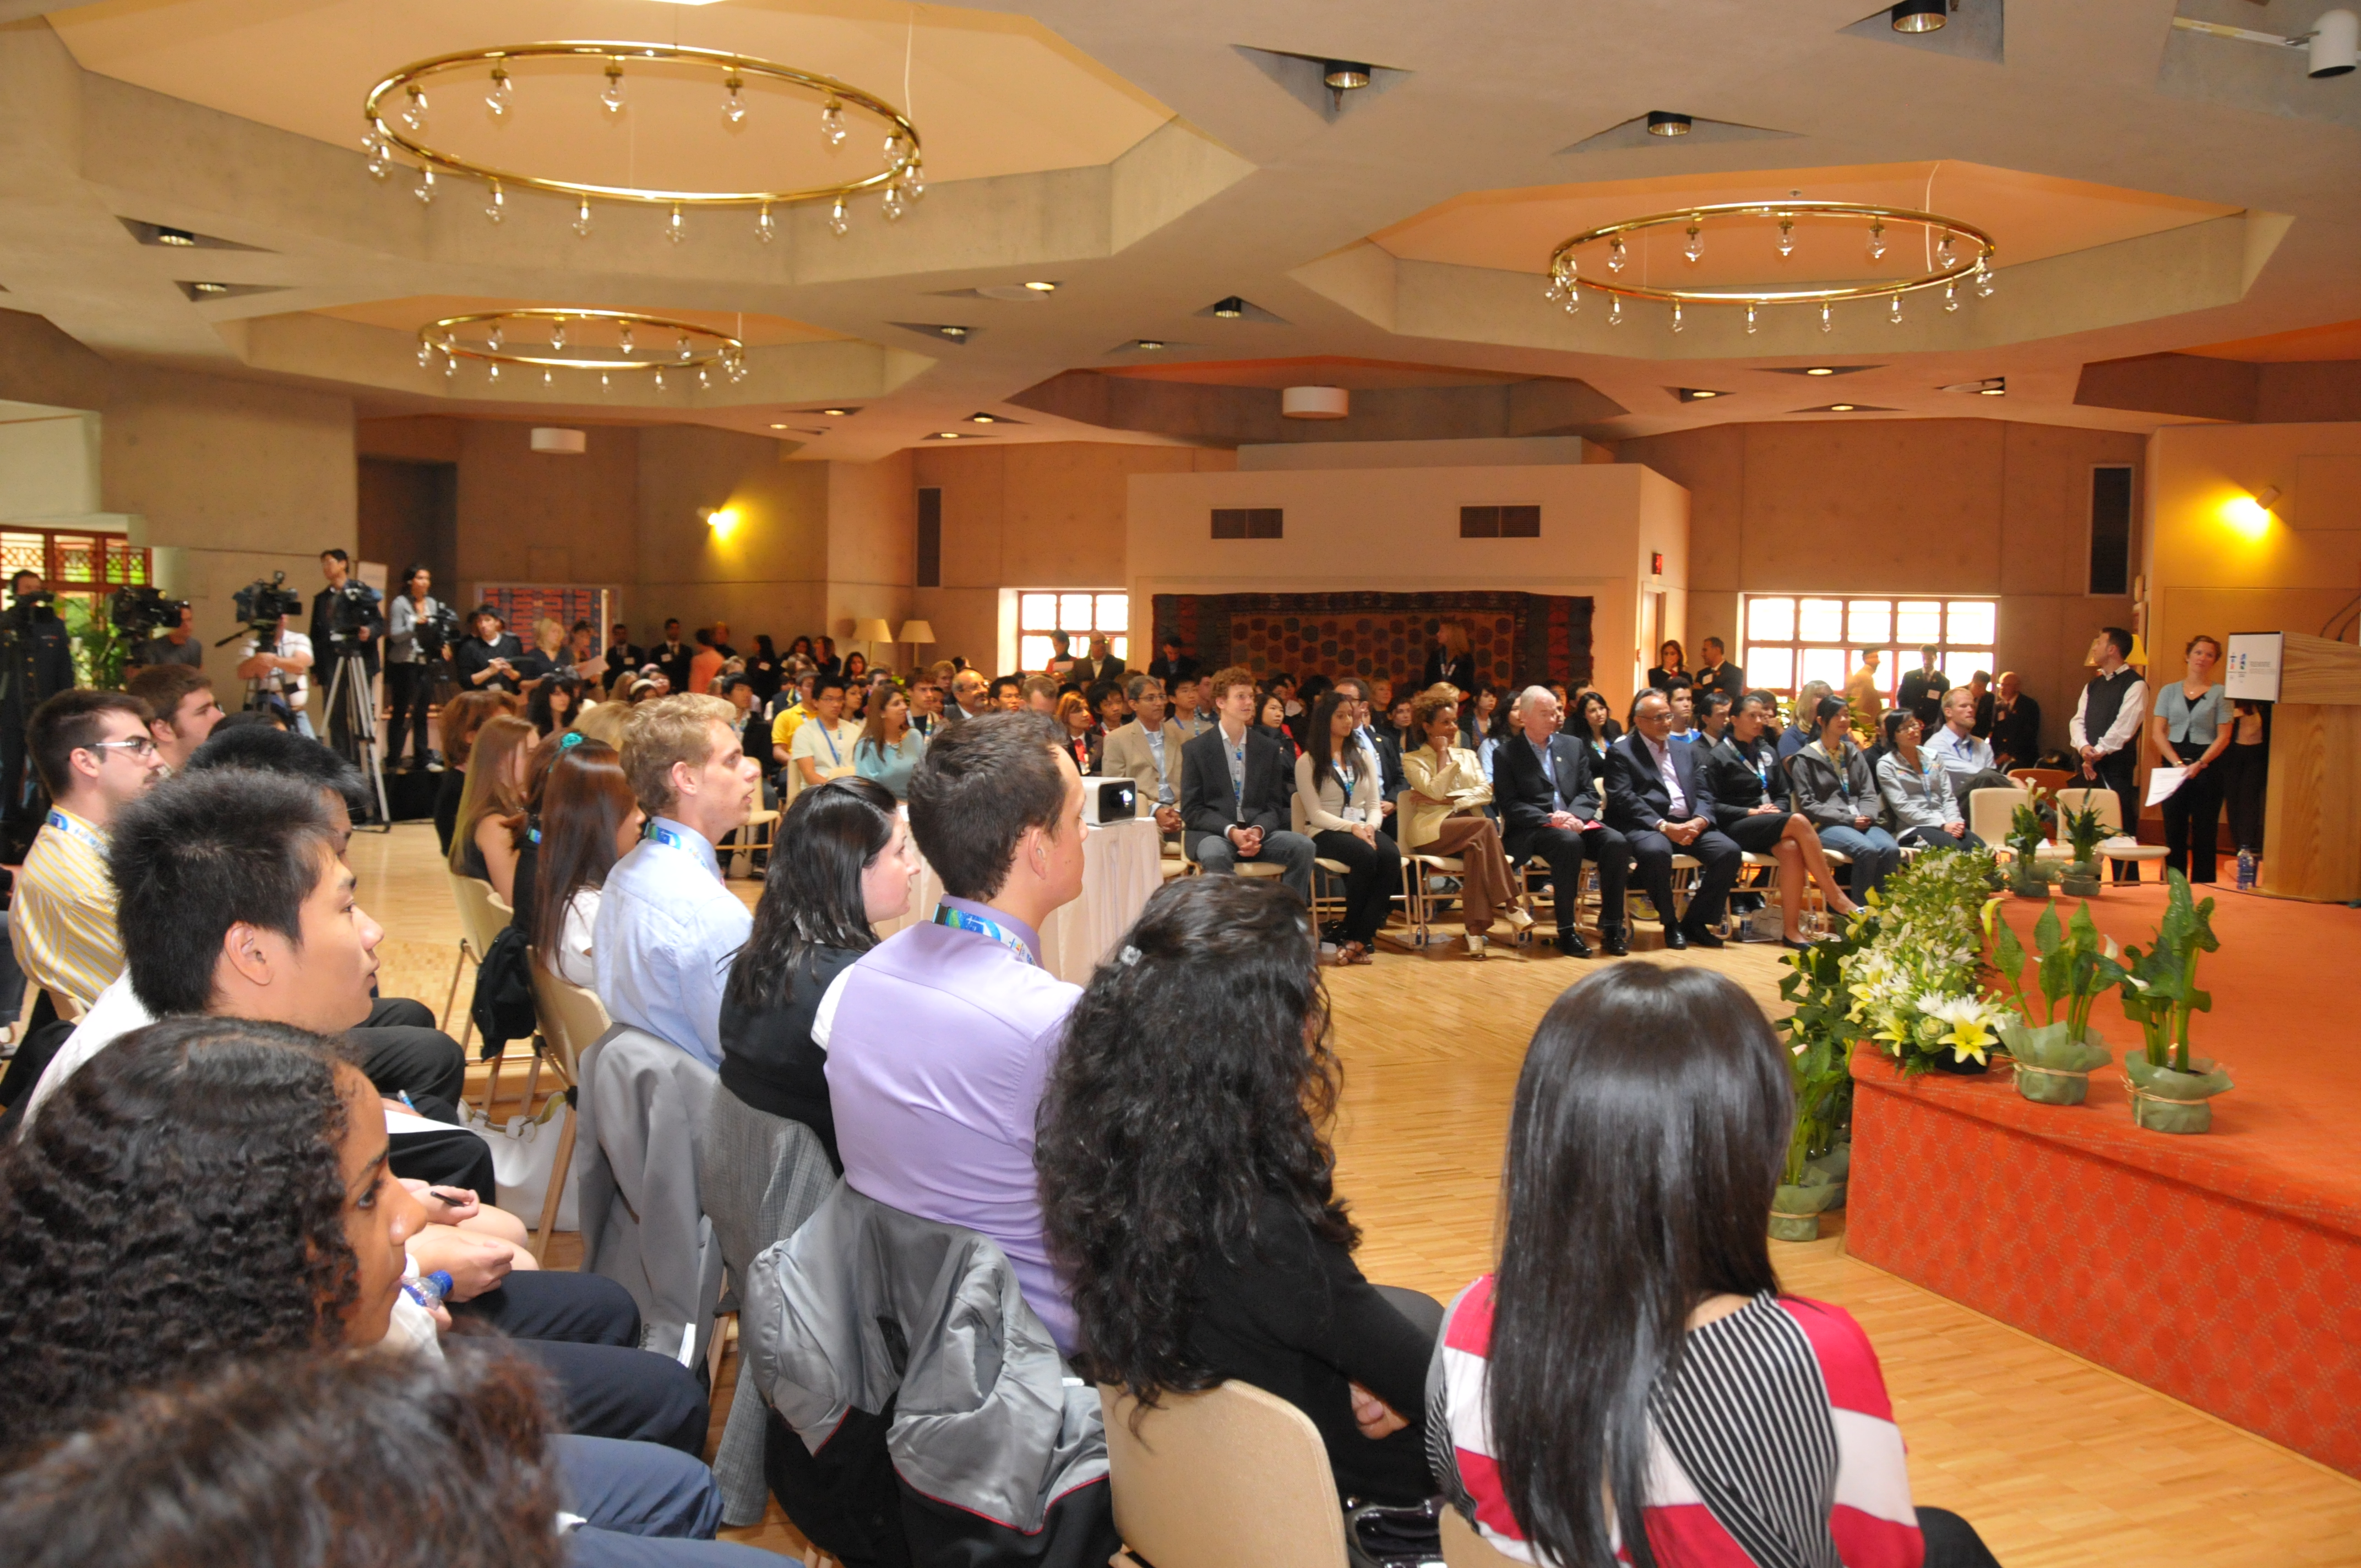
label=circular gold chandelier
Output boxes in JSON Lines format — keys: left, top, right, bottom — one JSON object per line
{"left": 419, "top": 308, "right": 748, "bottom": 391}
{"left": 1543, "top": 199, "right": 1997, "bottom": 333}
{"left": 362, "top": 41, "right": 923, "bottom": 238}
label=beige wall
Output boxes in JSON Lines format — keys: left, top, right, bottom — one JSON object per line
{"left": 1618, "top": 417, "right": 2144, "bottom": 748}
{"left": 1127, "top": 460, "right": 1690, "bottom": 714}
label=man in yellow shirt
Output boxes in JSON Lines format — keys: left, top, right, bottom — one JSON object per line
{"left": 1845, "top": 649, "right": 1886, "bottom": 731}
{"left": 12, "top": 689, "right": 165, "bottom": 1013}
{"left": 768, "top": 669, "right": 819, "bottom": 772}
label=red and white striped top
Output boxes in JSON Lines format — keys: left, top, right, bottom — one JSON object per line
{"left": 1434, "top": 1277, "right": 1924, "bottom": 1568}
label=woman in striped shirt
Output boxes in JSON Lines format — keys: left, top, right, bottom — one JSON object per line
{"left": 1429, "top": 963, "right": 1999, "bottom": 1568}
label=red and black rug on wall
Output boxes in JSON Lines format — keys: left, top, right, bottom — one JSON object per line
{"left": 1152, "top": 591, "right": 1593, "bottom": 690}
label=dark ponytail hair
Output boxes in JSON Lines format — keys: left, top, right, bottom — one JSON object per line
{"left": 725, "top": 776, "right": 898, "bottom": 1015}
{"left": 1486, "top": 963, "right": 1789, "bottom": 1568}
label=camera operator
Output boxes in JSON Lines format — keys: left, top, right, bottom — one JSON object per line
{"left": 310, "top": 549, "right": 385, "bottom": 759}
{"left": 235, "top": 609, "right": 316, "bottom": 738}
{"left": 126, "top": 602, "right": 203, "bottom": 669}
{"left": 453, "top": 605, "right": 525, "bottom": 695}
{"left": 383, "top": 563, "right": 448, "bottom": 772}
{"left": 0, "top": 571, "right": 79, "bottom": 858}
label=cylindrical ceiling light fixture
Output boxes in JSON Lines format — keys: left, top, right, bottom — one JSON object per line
{"left": 1321, "top": 60, "right": 1372, "bottom": 91}
{"left": 1281, "top": 385, "right": 1350, "bottom": 420}
{"left": 1645, "top": 111, "right": 1692, "bottom": 137}
{"left": 1891, "top": 0, "right": 1947, "bottom": 31}
{"left": 2310, "top": 8, "right": 2358, "bottom": 76}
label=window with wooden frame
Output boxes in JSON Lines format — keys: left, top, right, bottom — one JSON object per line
{"left": 1739, "top": 594, "right": 1996, "bottom": 703}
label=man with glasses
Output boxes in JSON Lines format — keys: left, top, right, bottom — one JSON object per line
{"left": 11, "top": 690, "right": 165, "bottom": 1014}
{"left": 1333, "top": 676, "right": 1403, "bottom": 839}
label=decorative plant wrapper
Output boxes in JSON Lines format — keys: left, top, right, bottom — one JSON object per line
{"left": 1998, "top": 1019, "right": 2113, "bottom": 1106}
{"left": 1805, "top": 1138, "right": 1850, "bottom": 1210}
{"left": 1771, "top": 1170, "right": 1843, "bottom": 1240}
{"left": 2123, "top": 1050, "right": 2233, "bottom": 1134}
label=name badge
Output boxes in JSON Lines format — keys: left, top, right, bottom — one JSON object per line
{"left": 1343, "top": 805, "right": 1367, "bottom": 824}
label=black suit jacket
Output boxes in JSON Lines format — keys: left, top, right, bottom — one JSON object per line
{"left": 1897, "top": 667, "right": 1950, "bottom": 726}
{"left": 1697, "top": 733, "right": 1791, "bottom": 828}
{"left": 1179, "top": 724, "right": 1294, "bottom": 840}
{"left": 1987, "top": 693, "right": 2042, "bottom": 770}
{"left": 652, "top": 640, "right": 693, "bottom": 693}
{"left": 1147, "top": 654, "right": 1198, "bottom": 687}
{"left": 1603, "top": 732, "right": 1709, "bottom": 836}
{"left": 310, "top": 582, "right": 385, "bottom": 675}
{"left": 606, "top": 643, "right": 645, "bottom": 691}
{"left": 1495, "top": 731, "right": 1602, "bottom": 859}
{"left": 1694, "top": 661, "right": 1747, "bottom": 701}
{"left": 1420, "top": 651, "right": 1477, "bottom": 694}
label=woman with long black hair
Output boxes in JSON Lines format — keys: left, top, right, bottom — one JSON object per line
{"left": 717, "top": 776, "right": 916, "bottom": 1169}
{"left": 1038, "top": 876, "right": 1440, "bottom": 1505}
{"left": 1433, "top": 963, "right": 1996, "bottom": 1568}
{"left": 1295, "top": 689, "right": 1401, "bottom": 964}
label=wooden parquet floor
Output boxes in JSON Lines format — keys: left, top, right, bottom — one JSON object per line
{"left": 353, "top": 823, "right": 2361, "bottom": 1566}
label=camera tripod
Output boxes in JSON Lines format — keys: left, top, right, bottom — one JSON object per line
{"left": 321, "top": 645, "right": 392, "bottom": 831}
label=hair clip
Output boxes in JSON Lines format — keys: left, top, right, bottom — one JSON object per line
{"left": 1118, "top": 945, "right": 1141, "bottom": 967}
{"left": 558, "top": 730, "right": 585, "bottom": 749}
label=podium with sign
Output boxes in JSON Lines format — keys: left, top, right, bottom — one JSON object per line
{"left": 2228, "top": 631, "right": 2361, "bottom": 902}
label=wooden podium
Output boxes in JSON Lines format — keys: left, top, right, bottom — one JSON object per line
{"left": 2259, "top": 632, "right": 2361, "bottom": 902}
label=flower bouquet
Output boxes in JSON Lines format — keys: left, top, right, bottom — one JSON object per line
{"left": 2118, "top": 869, "right": 2233, "bottom": 1133}
{"left": 1983, "top": 897, "right": 2119, "bottom": 1104}
{"left": 1842, "top": 850, "right": 2015, "bottom": 1075}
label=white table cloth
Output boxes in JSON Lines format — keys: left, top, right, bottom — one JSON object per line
{"left": 873, "top": 815, "right": 1164, "bottom": 986}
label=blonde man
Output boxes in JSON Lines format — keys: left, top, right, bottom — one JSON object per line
{"left": 594, "top": 694, "right": 759, "bottom": 1067}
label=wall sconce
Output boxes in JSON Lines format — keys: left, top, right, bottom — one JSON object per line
{"left": 2224, "top": 487, "right": 2279, "bottom": 538}
{"left": 699, "top": 505, "right": 741, "bottom": 537}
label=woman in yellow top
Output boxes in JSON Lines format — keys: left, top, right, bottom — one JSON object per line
{"left": 1400, "top": 690, "right": 1532, "bottom": 957}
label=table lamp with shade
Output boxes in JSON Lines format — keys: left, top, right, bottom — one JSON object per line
{"left": 852, "top": 617, "right": 896, "bottom": 673}
{"left": 897, "top": 619, "right": 935, "bottom": 674}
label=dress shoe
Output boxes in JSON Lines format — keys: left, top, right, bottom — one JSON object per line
{"left": 1554, "top": 929, "right": 1594, "bottom": 960}
{"left": 1664, "top": 928, "right": 1689, "bottom": 951}
{"left": 1683, "top": 926, "right": 1726, "bottom": 950}
{"left": 1601, "top": 928, "right": 1630, "bottom": 957}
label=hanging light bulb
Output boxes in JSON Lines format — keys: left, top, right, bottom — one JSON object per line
{"left": 722, "top": 73, "right": 746, "bottom": 127}
{"left": 1975, "top": 264, "right": 1995, "bottom": 298}
{"left": 400, "top": 85, "right": 428, "bottom": 133}
{"left": 1683, "top": 223, "right": 1702, "bottom": 264}
{"left": 1820, "top": 301, "right": 1833, "bottom": 333}
{"left": 1609, "top": 296, "right": 1623, "bottom": 326}
{"left": 619, "top": 324, "right": 634, "bottom": 355}
{"left": 487, "top": 361, "right": 501, "bottom": 383}
{"left": 821, "top": 98, "right": 846, "bottom": 147}
{"left": 1937, "top": 234, "right": 1956, "bottom": 268}
{"left": 550, "top": 320, "right": 567, "bottom": 352}
{"left": 727, "top": 355, "right": 748, "bottom": 384}
{"left": 666, "top": 203, "right": 684, "bottom": 244}
{"left": 1607, "top": 236, "right": 1626, "bottom": 274}
{"left": 488, "top": 324, "right": 504, "bottom": 352}
{"left": 698, "top": 366, "right": 711, "bottom": 390}
{"left": 542, "top": 367, "right": 552, "bottom": 386}
{"left": 572, "top": 197, "right": 593, "bottom": 239}
{"left": 484, "top": 181, "right": 505, "bottom": 225}
{"left": 1867, "top": 218, "right": 1886, "bottom": 262}
{"left": 1670, "top": 301, "right": 1683, "bottom": 334}
{"left": 1544, "top": 279, "right": 1564, "bottom": 302}
{"left": 653, "top": 367, "right": 665, "bottom": 390}
{"left": 677, "top": 332, "right": 693, "bottom": 363}
{"left": 904, "top": 157, "right": 924, "bottom": 202}
{"left": 444, "top": 353, "right": 458, "bottom": 380}
{"left": 884, "top": 132, "right": 908, "bottom": 169}
{"left": 1944, "top": 280, "right": 1960, "bottom": 313}
{"left": 413, "top": 168, "right": 436, "bottom": 205}
{"left": 1889, "top": 295, "right": 1904, "bottom": 325}
{"left": 829, "top": 197, "right": 848, "bottom": 236}
{"left": 600, "top": 371, "right": 611, "bottom": 389}
{"left": 1777, "top": 216, "right": 1795, "bottom": 258}
{"left": 417, "top": 340, "right": 434, "bottom": 368}
{"left": 1745, "top": 301, "right": 1758, "bottom": 335}
{"left": 882, "top": 182, "right": 905, "bottom": 221}
{"left": 755, "top": 203, "right": 775, "bottom": 243}
{"left": 485, "top": 66, "right": 512, "bottom": 119}
{"left": 1561, "top": 287, "right": 1579, "bottom": 315}
{"left": 601, "top": 61, "right": 626, "bottom": 115}
{"left": 365, "top": 133, "right": 391, "bottom": 180}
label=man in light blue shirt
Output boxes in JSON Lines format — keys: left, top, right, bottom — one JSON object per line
{"left": 596, "top": 694, "right": 759, "bottom": 1069}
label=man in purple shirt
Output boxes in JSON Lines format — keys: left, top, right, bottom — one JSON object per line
{"left": 822, "top": 712, "right": 1089, "bottom": 1351}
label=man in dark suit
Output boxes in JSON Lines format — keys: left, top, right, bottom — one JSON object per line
{"left": 605, "top": 623, "right": 645, "bottom": 695}
{"left": 1497, "top": 685, "right": 1631, "bottom": 958}
{"left": 1603, "top": 688, "right": 1744, "bottom": 950}
{"left": 1897, "top": 644, "right": 1950, "bottom": 731}
{"left": 1147, "top": 635, "right": 1198, "bottom": 689}
{"left": 308, "top": 549, "right": 384, "bottom": 765}
{"left": 1693, "top": 636, "right": 1746, "bottom": 703}
{"left": 1986, "top": 671, "right": 2042, "bottom": 771}
{"left": 651, "top": 619, "right": 692, "bottom": 695}
{"left": 1070, "top": 633, "right": 1127, "bottom": 693}
{"left": 1177, "top": 664, "right": 1315, "bottom": 899}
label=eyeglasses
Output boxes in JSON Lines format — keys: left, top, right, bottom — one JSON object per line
{"left": 87, "top": 736, "right": 158, "bottom": 759}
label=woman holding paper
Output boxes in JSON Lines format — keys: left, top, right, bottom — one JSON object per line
{"left": 2149, "top": 633, "right": 2233, "bottom": 883}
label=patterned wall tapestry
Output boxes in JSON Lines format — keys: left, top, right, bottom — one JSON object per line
{"left": 1152, "top": 591, "right": 1592, "bottom": 690}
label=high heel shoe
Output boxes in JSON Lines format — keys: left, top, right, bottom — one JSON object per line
{"left": 1781, "top": 933, "right": 1821, "bottom": 951}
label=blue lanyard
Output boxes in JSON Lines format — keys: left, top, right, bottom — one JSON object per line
{"left": 818, "top": 724, "right": 842, "bottom": 766}
{"left": 933, "top": 903, "right": 1036, "bottom": 967}
{"left": 649, "top": 823, "right": 691, "bottom": 851}
{"left": 43, "top": 809, "right": 104, "bottom": 855}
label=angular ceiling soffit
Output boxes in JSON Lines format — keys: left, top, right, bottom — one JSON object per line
{"left": 1231, "top": 47, "right": 1412, "bottom": 123}
{"left": 1557, "top": 115, "right": 1803, "bottom": 156}
{"left": 1008, "top": 368, "right": 1624, "bottom": 447}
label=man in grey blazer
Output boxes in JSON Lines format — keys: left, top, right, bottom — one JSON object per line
{"left": 1100, "top": 673, "right": 1188, "bottom": 834}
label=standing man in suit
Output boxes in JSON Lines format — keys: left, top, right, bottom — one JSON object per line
{"left": 308, "top": 549, "right": 384, "bottom": 765}
{"left": 1603, "top": 689, "right": 1743, "bottom": 950}
{"left": 1147, "top": 635, "right": 1198, "bottom": 690}
{"left": 1071, "top": 633, "right": 1126, "bottom": 693}
{"left": 1178, "top": 665, "right": 1315, "bottom": 899}
{"left": 1693, "top": 636, "right": 1746, "bottom": 704}
{"left": 1897, "top": 644, "right": 1949, "bottom": 732}
{"left": 1496, "top": 686, "right": 1631, "bottom": 958}
{"left": 1101, "top": 674, "right": 1188, "bottom": 836}
{"left": 1986, "top": 671, "right": 2042, "bottom": 771}
{"left": 604, "top": 623, "right": 645, "bottom": 695}
{"left": 651, "top": 619, "right": 692, "bottom": 696}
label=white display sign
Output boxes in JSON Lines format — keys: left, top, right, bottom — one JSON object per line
{"left": 2224, "top": 632, "right": 2282, "bottom": 703}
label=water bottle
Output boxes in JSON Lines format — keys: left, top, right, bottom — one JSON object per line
{"left": 404, "top": 1269, "right": 455, "bottom": 1311}
{"left": 2237, "top": 848, "right": 2256, "bottom": 890}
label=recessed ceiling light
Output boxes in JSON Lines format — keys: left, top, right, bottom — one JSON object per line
{"left": 189, "top": 281, "right": 228, "bottom": 293}
{"left": 1322, "top": 60, "right": 1372, "bottom": 91}
{"left": 769, "top": 422, "right": 791, "bottom": 429}
{"left": 1939, "top": 376, "right": 2007, "bottom": 396}
{"left": 1979, "top": 384, "right": 2006, "bottom": 396}
{"left": 936, "top": 325, "right": 968, "bottom": 340}
{"left": 937, "top": 431, "right": 962, "bottom": 439}
{"left": 155, "top": 227, "right": 196, "bottom": 246}
{"left": 1022, "top": 280, "right": 1057, "bottom": 292}
{"left": 1135, "top": 339, "right": 1166, "bottom": 351}
{"left": 818, "top": 408, "right": 853, "bottom": 417}
{"left": 1891, "top": 0, "right": 1946, "bottom": 33}
{"left": 1212, "top": 296, "right": 1245, "bottom": 318}
{"left": 1830, "top": 403, "right": 1857, "bottom": 412}
{"left": 1675, "top": 387, "right": 1726, "bottom": 402}
{"left": 1805, "top": 367, "right": 1836, "bottom": 376}
{"left": 968, "top": 413, "right": 998, "bottom": 423}
{"left": 1645, "top": 112, "right": 1692, "bottom": 138}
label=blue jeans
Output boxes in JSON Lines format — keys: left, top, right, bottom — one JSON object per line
{"left": 1817, "top": 823, "right": 1901, "bottom": 898}
{"left": 558, "top": 1437, "right": 785, "bottom": 1564}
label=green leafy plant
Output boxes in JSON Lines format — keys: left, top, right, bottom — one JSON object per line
{"left": 2061, "top": 799, "right": 2107, "bottom": 869}
{"left": 1838, "top": 850, "right": 2015, "bottom": 1073}
{"left": 2118, "top": 869, "right": 2219, "bottom": 1072}
{"left": 58, "top": 595, "right": 132, "bottom": 692}
{"left": 1777, "top": 917, "right": 1874, "bottom": 1183}
{"left": 1988, "top": 899, "right": 2124, "bottom": 1042}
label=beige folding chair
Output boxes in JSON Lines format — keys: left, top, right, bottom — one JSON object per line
{"left": 2055, "top": 786, "right": 2169, "bottom": 879}
{"left": 525, "top": 957, "right": 609, "bottom": 1261}
{"left": 443, "top": 874, "right": 513, "bottom": 1056}
{"left": 727, "top": 807, "right": 781, "bottom": 879}
{"left": 1292, "top": 793, "right": 1363, "bottom": 938}
{"left": 1968, "top": 784, "right": 2031, "bottom": 858}
{"left": 1441, "top": 1508, "right": 1525, "bottom": 1568}
{"left": 1101, "top": 1381, "right": 1348, "bottom": 1568}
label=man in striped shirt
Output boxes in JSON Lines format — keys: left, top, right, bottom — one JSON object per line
{"left": 11, "top": 689, "right": 164, "bottom": 1014}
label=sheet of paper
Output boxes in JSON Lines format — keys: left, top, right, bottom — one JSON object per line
{"left": 2145, "top": 765, "right": 2188, "bottom": 807}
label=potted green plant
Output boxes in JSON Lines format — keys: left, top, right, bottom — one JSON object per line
{"left": 2005, "top": 795, "right": 2052, "bottom": 899}
{"left": 1772, "top": 916, "right": 1869, "bottom": 1240}
{"left": 2058, "top": 801, "right": 2106, "bottom": 898}
{"left": 2117, "top": 869, "right": 2233, "bottom": 1133}
{"left": 1983, "top": 898, "right": 2119, "bottom": 1104}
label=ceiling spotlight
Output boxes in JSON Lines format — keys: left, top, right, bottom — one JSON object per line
{"left": 2311, "top": 8, "right": 2358, "bottom": 77}
{"left": 937, "top": 431, "right": 962, "bottom": 439}
{"left": 936, "top": 325, "right": 968, "bottom": 340}
{"left": 968, "top": 413, "right": 999, "bottom": 423}
{"left": 1135, "top": 339, "right": 1167, "bottom": 351}
{"left": 1322, "top": 59, "right": 1372, "bottom": 91}
{"left": 769, "top": 422, "right": 790, "bottom": 429}
{"left": 1830, "top": 402, "right": 1858, "bottom": 412}
{"left": 1674, "top": 388, "right": 1726, "bottom": 402}
{"left": 155, "top": 227, "right": 197, "bottom": 246}
{"left": 1645, "top": 111, "right": 1692, "bottom": 138}
{"left": 1940, "top": 376, "right": 2007, "bottom": 396}
{"left": 1804, "top": 366, "right": 1836, "bottom": 376}
{"left": 1213, "top": 296, "right": 1245, "bottom": 318}
{"left": 819, "top": 407, "right": 853, "bottom": 417}
{"left": 1891, "top": 0, "right": 1947, "bottom": 32}
{"left": 188, "top": 281, "right": 229, "bottom": 294}
{"left": 1022, "top": 280, "right": 1058, "bottom": 292}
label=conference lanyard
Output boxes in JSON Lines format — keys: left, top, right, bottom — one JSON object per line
{"left": 819, "top": 723, "right": 843, "bottom": 766}
{"left": 44, "top": 809, "right": 104, "bottom": 856}
{"left": 934, "top": 903, "right": 1037, "bottom": 967}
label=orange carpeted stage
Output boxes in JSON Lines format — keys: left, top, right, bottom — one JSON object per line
{"left": 1847, "top": 880, "right": 2361, "bottom": 1478}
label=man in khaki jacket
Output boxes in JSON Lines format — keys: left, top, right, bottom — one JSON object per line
{"left": 1099, "top": 673, "right": 1187, "bottom": 835}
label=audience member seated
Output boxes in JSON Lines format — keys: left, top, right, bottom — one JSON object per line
{"left": 435, "top": 688, "right": 520, "bottom": 855}
{"left": 1603, "top": 690, "right": 1744, "bottom": 950}
{"left": 786, "top": 677, "right": 859, "bottom": 801}
{"left": 1778, "top": 679, "right": 1835, "bottom": 761}
{"left": 1179, "top": 666, "right": 1316, "bottom": 899}
{"left": 1101, "top": 674, "right": 1188, "bottom": 834}
{"left": 1092, "top": 680, "right": 1130, "bottom": 737}
{"left": 1986, "top": 669, "right": 2041, "bottom": 772}
{"left": 1698, "top": 692, "right": 1860, "bottom": 947}
{"left": 0, "top": 1018, "right": 774, "bottom": 1565}
{"left": 1878, "top": 711, "right": 1983, "bottom": 853}
{"left": 527, "top": 739, "right": 642, "bottom": 989}
{"left": 1040, "top": 876, "right": 1441, "bottom": 1505}
{"left": 1927, "top": 685, "right": 2017, "bottom": 816}
{"left": 1459, "top": 684, "right": 1505, "bottom": 781}
{"left": 1054, "top": 690, "right": 1102, "bottom": 775}
{"left": 1334, "top": 677, "right": 1404, "bottom": 841}
{"left": 1696, "top": 688, "right": 1733, "bottom": 747}
{"left": 1295, "top": 690, "right": 1404, "bottom": 965}
{"left": 597, "top": 696, "right": 758, "bottom": 1069}
{"left": 1645, "top": 638, "right": 1687, "bottom": 692}
{"left": 1663, "top": 677, "right": 1701, "bottom": 744}
{"left": 13, "top": 690, "right": 162, "bottom": 1016}
{"left": 1400, "top": 692, "right": 1530, "bottom": 959}
{"left": 1498, "top": 687, "right": 1630, "bottom": 960}
{"left": 571, "top": 700, "right": 628, "bottom": 752}
{"left": 851, "top": 684, "right": 926, "bottom": 801}
{"left": 766, "top": 669, "right": 817, "bottom": 774}
{"left": 1694, "top": 634, "right": 1746, "bottom": 701}
{"left": 1433, "top": 962, "right": 1998, "bottom": 1568}
{"left": 1788, "top": 696, "right": 1902, "bottom": 900}
{"left": 714, "top": 677, "right": 769, "bottom": 783}
{"left": 447, "top": 714, "right": 537, "bottom": 904}
{"left": 719, "top": 777, "right": 915, "bottom": 1173}
{"left": 123, "top": 662, "right": 224, "bottom": 774}
{"left": 905, "top": 672, "right": 944, "bottom": 737}
{"left": 530, "top": 672, "right": 584, "bottom": 737}
{"left": 1254, "top": 690, "right": 1301, "bottom": 765}
{"left": 1377, "top": 692, "right": 1415, "bottom": 751}
{"left": 945, "top": 667, "right": 993, "bottom": 723}
{"left": 824, "top": 712, "right": 1087, "bottom": 1351}
{"left": 1171, "top": 672, "right": 1212, "bottom": 738}
{"left": 455, "top": 605, "right": 527, "bottom": 696}
{"left": 1020, "top": 674, "right": 1059, "bottom": 715}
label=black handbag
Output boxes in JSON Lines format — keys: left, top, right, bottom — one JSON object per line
{"left": 467, "top": 924, "right": 540, "bottom": 1060}
{"left": 1346, "top": 1496, "right": 1445, "bottom": 1568}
